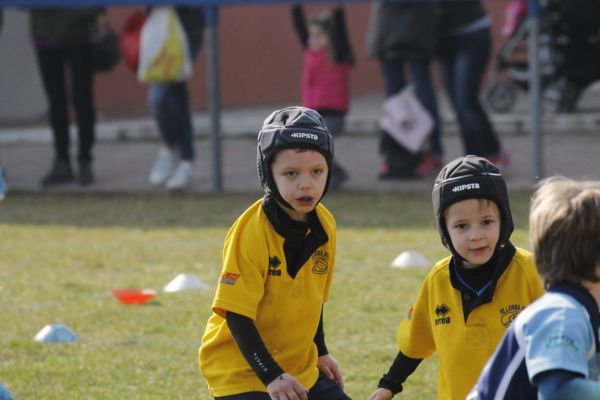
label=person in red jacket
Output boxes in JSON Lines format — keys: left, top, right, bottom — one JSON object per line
{"left": 291, "top": 4, "right": 355, "bottom": 189}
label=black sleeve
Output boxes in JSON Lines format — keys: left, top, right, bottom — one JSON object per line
{"left": 331, "top": 6, "right": 355, "bottom": 66}
{"left": 377, "top": 351, "right": 423, "bottom": 395}
{"left": 291, "top": 4, "right": 308, "bottom": 48}
{"left": 226, "top": 311, "right": 285, "bottom": 386}
{"left": 175, "top": 7, "right": 205, "bottom": 38}
{"left": 313, "top": 308, "right": 329, "bottom": 356}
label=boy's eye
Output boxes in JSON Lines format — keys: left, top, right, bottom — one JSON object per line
{"left": 283, "top": 171, "right": 297, "bottom": 177}
{"left": 312, "top": 168, "right": 324, "bottom": 175}
{"left": 482, "top": 218, "right": 495, "bottom": 225}
{"left": 454, "top": 223, "right": 467, "bottom": 230}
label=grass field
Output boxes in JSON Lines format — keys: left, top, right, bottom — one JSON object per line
{"left": 0, "top": 190, "right": 533, "bottom": 399}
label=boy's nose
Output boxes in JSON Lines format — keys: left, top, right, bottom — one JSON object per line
{"left": 469, "top": 228, "right": 484, "bottom": 240}
{"left": 298, "top": 175, "right": 313, "bottom": 189}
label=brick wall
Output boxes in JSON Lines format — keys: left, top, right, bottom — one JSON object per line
{"left": 96, "top": 1, "right": 510, "bottom": 121}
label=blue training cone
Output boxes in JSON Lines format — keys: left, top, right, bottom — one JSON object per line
{"left": 34, "top": 323, "right": 78, "bottom": 343}
{"left": 0, "top": 382, "right": 14, "bottom": 400}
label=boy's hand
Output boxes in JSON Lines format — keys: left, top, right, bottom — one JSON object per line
{"left": 267, "top": 373, "right": 308, "bottom": 400}
{"left": 317, "top": 354, "right": 344, "bottom": 389}
{"left": 368, "top": 388, "right": 394, "bottom": 400}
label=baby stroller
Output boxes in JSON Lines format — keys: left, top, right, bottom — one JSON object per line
{"left": 487, "top": 0, "right": 600, "bottom": 113}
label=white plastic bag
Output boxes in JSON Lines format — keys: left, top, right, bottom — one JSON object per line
{"left": 137, "top": 6, "right": 192, "bottom": 82}
{"left": 379, "top": 85, "right": 433, "bottom": 154}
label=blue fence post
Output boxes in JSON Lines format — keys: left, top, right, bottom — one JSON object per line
{"left": 528, "top": 0, "right": 542, "bottom": 183}
{"left": 204, "top": 5, "right": 223, "bottom": 191}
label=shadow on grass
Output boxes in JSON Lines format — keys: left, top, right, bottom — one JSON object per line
{"left": 0, "top": 190, "right": 532, "bottom": 229}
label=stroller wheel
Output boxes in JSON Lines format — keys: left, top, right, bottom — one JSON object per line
{"left": 542, "top": 79, "right": 579, "bottom": 114}
{"left": 487, "top": 82, "right": 517, "bottom": 113}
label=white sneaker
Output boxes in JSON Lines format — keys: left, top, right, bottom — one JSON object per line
{"left": 149, "top": 146, "right": 178, "bottom": 185}
{"left": 165, "top": 161, "right": 194, "bottom": 190}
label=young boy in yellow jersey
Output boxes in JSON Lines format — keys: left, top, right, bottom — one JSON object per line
{"left": 199, "top": 106, "right": 351, "bottom": 400}
{"left": 368, "top": 155, "right": 544, "bottom": 400}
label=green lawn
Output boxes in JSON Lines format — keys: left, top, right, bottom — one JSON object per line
{"left": 0, "top": 191, "right": 533, "bottom": 399}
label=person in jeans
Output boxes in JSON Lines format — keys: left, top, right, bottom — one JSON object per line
{"left": 366, "top": 0, "right": 440, "bottom": 179}
{"left": 147, "top": 7, "right": 204, "bottom": 191}
{"left": 372, "top": 1, "right": 510, "bottom": 178}
{"left": 30, "top": 8, "right": 104, "bottom": 186}
{"left": 424, "top": 0, "right": 510, "bottom": 173}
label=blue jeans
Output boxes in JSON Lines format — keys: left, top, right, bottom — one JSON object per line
{"left": 437, "top": 27, "right": 500, "bottom": 156}
{"left": 410, "top": 59, "right": 442, "bottom": 156}
{"left": 215, "top": 372, "right": 351, "bottom": 400}
{"left": 148, "top": 32, "right": 202, "bottom": 161}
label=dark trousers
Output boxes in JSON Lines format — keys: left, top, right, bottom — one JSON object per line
{"left": 437, "top": 28, "right": 500, "bottom": 156}
{"left": 35, "top": 45, "right": 96, "bottom": 162}
{"left": 379, "top": 56, "right": 442, "bottom": 157}
{"left": 215, "top": 372, "right": 351, "bottom": 400}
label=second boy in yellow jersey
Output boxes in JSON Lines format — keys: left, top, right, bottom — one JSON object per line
{"left": 369, "top": 155, "right": 544, "bottom": 400}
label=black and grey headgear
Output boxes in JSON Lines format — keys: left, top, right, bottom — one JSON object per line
{"left": 432, "top": 155, "right": 514, "bottom": 256}
{"left": 257, "top": 106, "right": 334, "bottom": 208}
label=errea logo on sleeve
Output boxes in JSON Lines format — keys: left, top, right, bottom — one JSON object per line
{"left": 290, "top": 132, "right": 319, "bottom": 141}
{"left": 452, "top": 183, "right": 480, "bottom": 192}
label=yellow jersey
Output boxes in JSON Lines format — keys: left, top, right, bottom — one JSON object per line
{"left": 199, "top": 199, "right": 336, "bottom": 397}
{"left": 397, "top": 247, "right": 544, "bottom": 400}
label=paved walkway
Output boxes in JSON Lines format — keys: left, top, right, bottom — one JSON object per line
{"left": 1, "top": 89, "right": 600, "bottom": 194}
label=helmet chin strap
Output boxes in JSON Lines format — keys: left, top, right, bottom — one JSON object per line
{"left": 269, "top": 189, "right": 295, "bottom": 212}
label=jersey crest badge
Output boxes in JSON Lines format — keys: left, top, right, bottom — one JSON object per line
{"left": 311, "top": 250, "right": 329, "bottom": 274}
{"left": 500, "top": 303, "right": 525, "bottom": 327}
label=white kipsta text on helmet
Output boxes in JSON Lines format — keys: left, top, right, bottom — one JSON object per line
{"left": 452, "top": 183, "right": 481, "bottom": 193}
{"left": 290, "top": 132, "right": 319, "bottom": 141}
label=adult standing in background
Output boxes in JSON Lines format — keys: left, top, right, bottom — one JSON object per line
{"left": 368, "top": 0, "right": 509, "bottom": 178}
{"left": 366, "top": 0, "right": 440, "bottom": 179}
{"left": 432, "top": 0, "right": 510, "bottom": 172}
{"left": 147, "top": 7, "right": 204, "bottom": 191}
{"left": 0, "top": 8, "right": 5, "bottom": 199}
{"left": 31, "top": 8, "right": 104, "bottom": 186}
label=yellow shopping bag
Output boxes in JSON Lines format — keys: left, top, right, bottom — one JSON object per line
{"left": 137, "top": 6, "right": 192, "bottom": 82}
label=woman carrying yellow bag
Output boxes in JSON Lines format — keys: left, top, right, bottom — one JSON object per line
{"left": 138, "top": 6, "right": 192, "bottom": 82}
{"left": 140, "top": 6, "right": 204, "bottom": 190}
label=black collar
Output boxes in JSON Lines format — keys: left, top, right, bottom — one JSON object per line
{"left": 450, "top": 242, "right": 516, "bottom": 322}
{"left": 261, "top": 195, "right": 328, "bottom": 278}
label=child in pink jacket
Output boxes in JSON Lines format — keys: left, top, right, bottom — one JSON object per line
{"left": 292, "top": 4, "right": 355, "bottom": 189}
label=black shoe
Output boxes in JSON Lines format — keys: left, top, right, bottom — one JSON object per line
{"left": 78, "top": 161, "right": 95, "bottom": 186}
{"left": 40, "top": 160, "right": 74, "bottom": 186}
{"left": 330, "top": 162, "right": 349, "bottom": 190}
